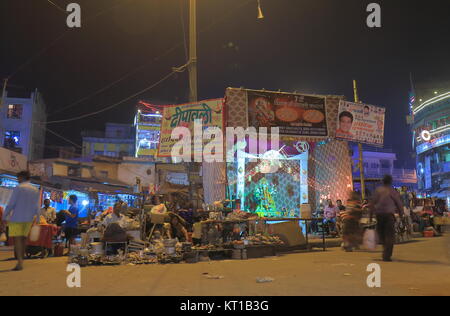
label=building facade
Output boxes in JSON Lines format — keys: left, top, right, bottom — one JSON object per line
{"left": 352, "top": 146, "right": 417, "bottom": 195}
{"left": 82, "top": 123, "right": 135, "bottom": 158}
{"left": 0, "top": 89, "right": 47, "bottom": 160}
{"left": 412, "top": 83, "right": 450, "bottom": 203}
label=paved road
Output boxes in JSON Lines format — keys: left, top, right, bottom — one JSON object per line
{"left": 0, "top": 236, "right": 449, "bottom": 296}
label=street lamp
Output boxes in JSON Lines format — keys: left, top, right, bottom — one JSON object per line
{"left": 257, "top": 0, "right": 264, "bottom": 19}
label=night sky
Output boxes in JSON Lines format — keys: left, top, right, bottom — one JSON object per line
{"left": 2, "top": 0, "right": 450, "bottom": 165}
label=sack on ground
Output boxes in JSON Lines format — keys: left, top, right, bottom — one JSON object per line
{"left": 363, "top": 229, "right": 377, "bottom": 250}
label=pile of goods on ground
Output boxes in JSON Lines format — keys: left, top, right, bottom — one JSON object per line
{"left": 246, "top": 234, "right": 284, "bottom": 246}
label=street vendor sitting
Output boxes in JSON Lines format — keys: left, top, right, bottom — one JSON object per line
{"left": 323, "top": 200, "right": 338, "bottom": 233}
{"left": 40, "top": 199, "right": 56, "bottom": 224}
{"left": 100, "top": 203, "right": 130, "bottom": 255}
{"left": 101, "top": 202, "right": 125, "bottom": 230}
{"left": 167, "top": 212, "right": 189, "bottom": 242}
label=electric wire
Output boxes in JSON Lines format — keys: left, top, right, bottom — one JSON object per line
{"left": 45, "top": 127, "right": 83, "bottom": 148}
{"left": 46, "top": 0, "right": 67, "bottom": 14}
{"left": 7, "top": 0, "right": 133, "bottom": 80}
{"left": 41, "top": 0, "right": 254, "bottom": 127}
{"left": 45, "top": 71, "right": 177, "bottom": 124}
{"left": 50, "top": 0, "right": 254, "bottom": 117}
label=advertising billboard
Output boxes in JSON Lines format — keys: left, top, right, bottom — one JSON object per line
{"left": 336, "top": 100, "right": 385, "bottom": 146}
{"left": 247, "top": 90, "right": 328, "bottom": 137}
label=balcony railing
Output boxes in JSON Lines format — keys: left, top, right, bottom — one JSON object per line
{"left": 353, "top": 168, "right": 417, "bottom": 181}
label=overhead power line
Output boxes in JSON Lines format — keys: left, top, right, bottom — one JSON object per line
{"left": 41, "top": 0, "right": 254, "bottom": 125}
{"left": 45, "top": 127, "right": 82, "bottom": 148}
{"left": 45, "top": 71, "right": 177, "bottom": 124}
{"left": 49, "top": 42, "right": 184, "bottom": 116}
{"left": 7, "top": 0, "right": 133, "bottom": 80}
{"left": 46, "top": 0, "right": 67, "bottom": 14}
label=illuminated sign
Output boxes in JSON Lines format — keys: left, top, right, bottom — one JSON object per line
{"left": 421, "top": 130, "right": 431, "bottom": 141}
{"left": 416, "top": 134, "right": 450, "bottom": 155}
{"left": 413, "top": 91, "right": 450, "bottom": 115}
{"left": 135, "top": 112, "right": 162, "bottom": 158}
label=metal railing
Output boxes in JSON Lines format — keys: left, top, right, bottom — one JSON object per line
{"left": 354, "top": 168, "right": 417, "bottom": 180}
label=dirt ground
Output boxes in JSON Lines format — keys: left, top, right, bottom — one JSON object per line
{"left": 0, "top": 236, "right": 449, "bottom": 296}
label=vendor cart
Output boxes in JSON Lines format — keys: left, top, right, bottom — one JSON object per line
{"left": 9, "top": 224, "right": 59, "bottom": 259}
{"left": 26, "top": 224, "right": 59, "bottom": 258}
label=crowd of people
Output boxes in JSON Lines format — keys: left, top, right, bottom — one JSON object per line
{"left": 0, "top": 170, "right": 139, "bottom": 270}
{"left": 312, "top": 175, "right": 449, "bottom": 261}
{"left": 1, "top": 170, "right": 449, "bottom": 270}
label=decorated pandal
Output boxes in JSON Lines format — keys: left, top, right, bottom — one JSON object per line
{"left": 227, "top": 146, "right": 309, "bottom": 218}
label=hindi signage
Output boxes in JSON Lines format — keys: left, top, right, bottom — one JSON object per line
{"left": 158, "top": 99, "right": 224, "bottom": 157}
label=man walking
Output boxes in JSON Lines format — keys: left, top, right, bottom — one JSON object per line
{"left": 2, "top": 171, "right": 40, "bottom": 271}
{"left": 370, "top": 175, "right": 404, "bottom": 262}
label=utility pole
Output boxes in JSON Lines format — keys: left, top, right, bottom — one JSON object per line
{"left": 187, "top": 0, "right": 198, "bottom": 206}
{"left": 188, "top": 0, "right": 198, "bottom": 103}
{"left": 353, "top": 80, "right": 366, "bottom": 200}
{"left": 1, "top": 78, "right": 8, "bottom": 110}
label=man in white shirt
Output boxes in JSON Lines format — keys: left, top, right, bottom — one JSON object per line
{"left": 40, "top": 199, "right": 56, "bottom": 224}
{"left": 101, "top": 202, "right": 125, "bottom": 229}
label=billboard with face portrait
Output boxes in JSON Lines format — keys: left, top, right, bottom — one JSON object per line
{"left": 247, "top": 90, "right": 328, "bottom": 137}
{"left": 336, "top": 101, "right": 385, "bottom": 146}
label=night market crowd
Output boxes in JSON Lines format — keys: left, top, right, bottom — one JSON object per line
{"left": 310, "top": 176, "right": 448, "bottom": 259}
{"left": 1, "top": 170, "right": 449, "bottom": 270}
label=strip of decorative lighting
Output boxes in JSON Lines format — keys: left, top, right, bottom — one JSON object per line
{"left": 431, "top": 125, "right": 450, "bottom": 135}
{"left": 413, "top": 91, "right": 450, "bottom": 114}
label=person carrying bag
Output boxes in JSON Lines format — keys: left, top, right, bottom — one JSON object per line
{"left": 369, "top": 175, "right": 404, "bottom": 262}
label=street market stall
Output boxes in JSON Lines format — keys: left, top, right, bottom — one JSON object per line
{"left": 7, "top": 224, "right": 59, "bottom": 258}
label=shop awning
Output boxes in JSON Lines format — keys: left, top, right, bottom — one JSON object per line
{"left": 158, "top": 182, "right": 189, "bottom": 194}
{"left": 45, "top": 176, "right": 134, "bottom": 195}
{"left": 158, "top": 182, "right": 202, "bottom": 199}
{"left": 432, "top": 189, "right": 450, "bottom": 199}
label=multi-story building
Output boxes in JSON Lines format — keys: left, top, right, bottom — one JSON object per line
{"left": 352, "top": 146, "right": 417, "bottom": 196}
{"left": 0, "top": 89, "right": 47, "bottom": 160}
{"left": 412, "top": 81, "right": 450, "bottom": 204}
{"left": 82, "top": 123, "right": 135, "bottom": 158}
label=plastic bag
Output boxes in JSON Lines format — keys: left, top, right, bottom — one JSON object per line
{"left": 363, "top": 229, "right": 377, "bottom": 251}
{"left": 29, "top": 225, "right": 41, "bottom": 242}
